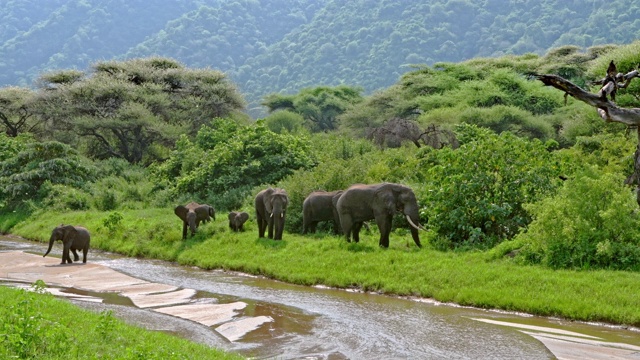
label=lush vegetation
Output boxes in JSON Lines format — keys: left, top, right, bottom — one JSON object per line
{"left": 3, "top": 1, "right": 640, "bottom": 117}
{"left": 2, "top": 38, "right": 640, "bottom": 360}
{"left": 0, "top": 281, "right": 243, "bottom": 359}
{"left": 9, "top": 209, "right": 640, "bottom": 326}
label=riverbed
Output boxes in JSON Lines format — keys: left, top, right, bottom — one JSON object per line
{"left": 1, "top": 235, "right": 638, "bottom": 359}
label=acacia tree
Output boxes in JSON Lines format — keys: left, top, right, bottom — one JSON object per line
{"left": 35, "top": 57, "right": 246, "bottom": 164}
{"left": 0, "top": 87, "right": 42, "bottom": 137}
{"left": 262, "top": 85, "right": 363, "bottom": 132}
{"left": 536, "top": 60, "right": 640, "bottom": 203}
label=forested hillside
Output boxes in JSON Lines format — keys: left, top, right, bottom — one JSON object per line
{"left": 2, "top": 0, "right": 640, "bottom": 117}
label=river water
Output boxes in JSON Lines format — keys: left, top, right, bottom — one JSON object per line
{"left": 1, "top": 236, "right": 639, "bottom": 359}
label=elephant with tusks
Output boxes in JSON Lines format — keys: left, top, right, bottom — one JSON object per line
{"left": 336, "top": 183, "right": 425, "bottom": 248}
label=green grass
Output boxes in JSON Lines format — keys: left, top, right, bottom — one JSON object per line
{"left": 9, "top": 208, "right": 640, "bottom": 326}
{"left": 0, "top": 282, "right": 243, "bottom": 359}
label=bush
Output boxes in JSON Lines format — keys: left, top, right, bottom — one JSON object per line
{"left": 515, "top": 168, "right": 640, "bottom": 271}
{"left": 0, "top": 141, "right": 96, "bottom": 210}
{"left": 420, "top": 124, "right": 562, "bottom": 249}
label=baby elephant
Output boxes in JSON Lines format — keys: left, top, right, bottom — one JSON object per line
{"left": 228, "top": 211, "right": 249, "bottom": 232}
{"left": 43, "top": 224, "right": 91, "bottom": 264}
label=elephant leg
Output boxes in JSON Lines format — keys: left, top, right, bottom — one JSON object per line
{"left": 62, "top": 243, "right": 71, "bottom": 264}
{"left": 341, "top": 214, "right": 353, "bottom": 242}
{"left": 309, "top": 221, "right": 317, "bottom": 233}
{"left": 71, "top": 248, "right": 80, "bottom": 261}
{"left": 376, "top": 214, "right": 393, "bottom": 248}
{"left": 353, "top": 222, "right": 363, "bottom": 243}
{"left": 182, "top": 222, "right": 188, "bottom": 239}
{"left": 267, "top": 218, "right": 274, "bottom": 239}
{"left": 82, "top": 247, "right": 89, "bottom": 263}
{"left": 257, "top": 216, "right": 266, "bottom": 238}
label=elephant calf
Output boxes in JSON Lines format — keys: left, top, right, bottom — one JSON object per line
{"left": 228, "top": 211, "right": 249, "bottom": 232}
{"left": 174, "top": 202, "right": 215, "bottom": 239}
{"left": 43, "top": 224, "right": 91, "bottom": 264}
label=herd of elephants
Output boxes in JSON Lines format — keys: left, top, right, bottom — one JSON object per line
{"left": 43, "top": 182, "right": 426, "bottom": 265}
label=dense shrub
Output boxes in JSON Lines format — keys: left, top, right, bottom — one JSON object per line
{"left": 0, "top": 140, "right": 96, "bottom": 210}
{"left": 420, "top": 124, "right": 563, "bottom": 249}
{"left": 515, "top": 168, "right": 640, "bottom": 271}
{"left": 154, "top": 118, "right": 315, "bottom": 211}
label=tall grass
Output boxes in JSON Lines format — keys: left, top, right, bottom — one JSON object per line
{"left": 0, "top": 282, "right": 243, "bottom": 359}
{"left": 10, "top": 208, "right": 640, "bottom": 326}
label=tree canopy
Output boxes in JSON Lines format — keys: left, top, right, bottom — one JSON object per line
{"left": 34, "top": 57, "right": 245, "bottom": 164}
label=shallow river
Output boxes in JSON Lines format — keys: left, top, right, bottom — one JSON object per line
{"left": 1, "top": 236, "right": 639, "bottom": 359}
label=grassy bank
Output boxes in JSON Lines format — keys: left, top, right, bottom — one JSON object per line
{"left": 9, "top": 208, "right": 640, "bottom": 327}
{"left": 0, "top": 282, "right": 243, "bottom": 359}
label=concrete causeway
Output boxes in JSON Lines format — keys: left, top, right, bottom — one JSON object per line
{"left": 0, "top": 251, "right": 272, "bottom": 342}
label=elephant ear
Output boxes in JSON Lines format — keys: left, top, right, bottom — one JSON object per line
{"left": 63, "top": 225, "right": 78, "bottom": 237}
{"left": 374, "top": 185, "right": 397, "bottom": 214}
{"left": 208, "top": 206, "right": 215, "bottom": 218}
{"left": 263, "top": 188, "right": 275, "bottom": 213}
{"left": 239, "top": 212, "right": 249, "bottom": 222}
{"left": 228, "top": 212, "right": 237, "bottom": 221}
{"left": 193, "top": 205, "right": 210, "bottom": 218}
{"left": 174, "top": 205, "right": 189, "bottom": 221}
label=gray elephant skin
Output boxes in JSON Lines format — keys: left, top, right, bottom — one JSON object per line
{"left": 302, "top": 190, "right": 343, "bottom": 234}
{"left": 228, "top": 211, "right": 249, "bottom": 232}
{"left": 43, "top": 224, "right": 91, "bottom": 264}
{"left": 255, "top": 187, "right": 289, "bottom": 240}
{"left": 336, "top": 183, "right": 425, "bottom": 248}
{"left": 174, "top": 202, "right": 215, "bottom": 239}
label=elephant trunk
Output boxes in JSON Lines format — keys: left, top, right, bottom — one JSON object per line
{"left": 43, "top": 235, "right": 55, "bottom": 257}
{"left": 405, "top": 215, "right": 424, "bottom": 248}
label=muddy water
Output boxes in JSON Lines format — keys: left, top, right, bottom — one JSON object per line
{"left": 2, "top": 236, "right": 639, "bottom": 359}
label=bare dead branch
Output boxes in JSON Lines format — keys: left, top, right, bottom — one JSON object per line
{"left": 536, "top": 73, "right": 640, "bottom": 125}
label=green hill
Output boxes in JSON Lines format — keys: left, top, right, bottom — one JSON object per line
{"left": 2, "top": 0, "right": 640, "bottom": 117}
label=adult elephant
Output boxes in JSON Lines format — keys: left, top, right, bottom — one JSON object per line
{"left": 336, "top": 183, "right": 425, "bottom": 248}
{"left": 302, "top": 190, "right": 343, "bottom": 234}
{"left": 255, "top": 187, "right": 289, "bottom": 240}
{"left": 43, "top": 224, "right": 91, "bottom": 264}
{"left": 228, "top": 211, "right": 250, "bottom": 232}
{"left": 174, "top": 202, "right": 216, "bottom": 239}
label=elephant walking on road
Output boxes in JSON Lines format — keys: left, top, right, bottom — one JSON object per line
{"left": 228, "top": 211, "right": 250, "bottom": 232}
{"left": 43, "top": 224, "right": 91, "bottom": 264}
{"left": 255, "top": 188, "right": 289, "bottom": 240}
{"left": 302, "top": 190, "right": 343, "bottom": 234}
{"left": 336, "top": 183, "right": 425, "bottom": 248}
{"left": 174, "top": 202, "right": 215, "bottom": 239}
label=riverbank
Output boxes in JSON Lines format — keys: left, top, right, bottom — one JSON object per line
{"left": 0, "top": 276, "right": 243, "bottom": 359}
{"left": 8, "top": 208, "right": 640, "bottom": 327}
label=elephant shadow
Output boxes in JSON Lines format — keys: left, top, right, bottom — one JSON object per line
{"left": 44, "top": 263, "right": 86, "bottom": 267}
{"left": 255, "top": 237, "right": 288, "bottom": 250}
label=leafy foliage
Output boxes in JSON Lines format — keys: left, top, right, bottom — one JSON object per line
{"left": 0, "top": 139, "right": 96, "bottom": 209}
{"left": 263, "top": 86, "right": 363, "bottom": 132}
{"left": 420, "top": 124, "right": 563, "bottom": 249}
{"left": 154, "top": 118, "right": 315, "bottom": 210}
{"left": 35, "top": 57, "right": 246, "bottom": 164}
{"left": 516, "top": 168, "right": 640, "bottom": 271}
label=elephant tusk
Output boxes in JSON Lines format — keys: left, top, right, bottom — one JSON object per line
{"left": 406, "top": 215, "right": 426, "bottom": 231}
{"left": 270, "top": 213, "right": 274, "bottom": 218}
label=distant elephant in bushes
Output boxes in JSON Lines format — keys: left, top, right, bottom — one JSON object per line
{"left": 43, "top": 224, "right": 91, "bottom": 264}
{"left": 337, "top": 183, "right": 425, "bottom": 248}
{"left": 302, "top": 190, "right": 343, "bottom": 234}
{"left": 228, "top": 211, "right": 249, "bottom": 232}
{"left": 174, "top": 202, "right": 216, "bottom": 239}
{"left": 255, "top": 187, "right": 289, "bottom": 240}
